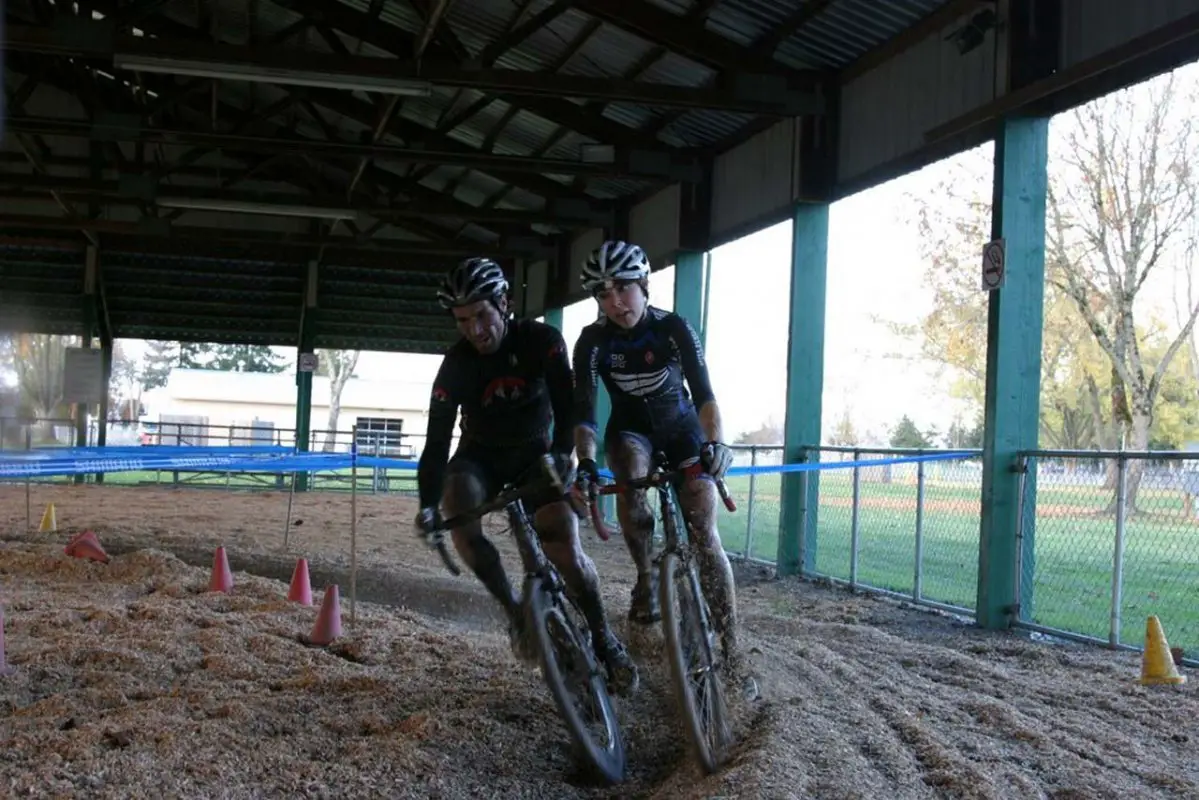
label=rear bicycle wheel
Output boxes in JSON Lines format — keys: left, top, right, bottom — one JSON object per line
{"left": 659, "top": 550, "right": 733, "bottom": 774}
{"left": 525, "top": 578, "right": 626, "bottom": 785}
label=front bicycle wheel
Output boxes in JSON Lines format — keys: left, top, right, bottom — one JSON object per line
{"left": 525, "top": 579, "right": 626, "bottom": 785}
{"left": 659, "top": 550, "right": 733, "bottom": 774}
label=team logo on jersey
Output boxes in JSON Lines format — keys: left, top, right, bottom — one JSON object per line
{"left": 431, "top": 386, "right": 449, "bottom": 403}
{"left": 482, "top": 376, "right": 527, "bottom": 406}
{"left": 645, "top": 351, "right": 655, "bottom": 365}
{"left": 609, "top": 352, "right": 626, "bottom": 368}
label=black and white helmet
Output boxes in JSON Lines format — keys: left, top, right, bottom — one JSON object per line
{"left": 581, "top": 240, "right": 651, "bottom": 293}
{"left": 437, "top": 257, "right": 509, "bottom": 310}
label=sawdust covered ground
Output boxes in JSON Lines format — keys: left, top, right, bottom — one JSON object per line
{"left": 2, "top": 483, "right": 1198, "bottom": 799}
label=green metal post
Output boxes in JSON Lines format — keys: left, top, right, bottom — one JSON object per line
{"left": 777, "top": 202, "right": 829, "bottom": 576}
{"left": 543, "top": 306, "right": 563, "bottom": 330}
{"left": 673, "top": 249, "right": 707, "bottom": 343}
{"left": 976, "top": 116, "right": 1048, "bottom": 630}
{"left": 96, "top": 338, "right": 113, "bottom": 484}
{"left": 295, "top": 359, "right": 313, "bottom": 491}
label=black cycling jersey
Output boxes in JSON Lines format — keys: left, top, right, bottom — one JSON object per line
{"left": 572, "top": 305, "right": 716, "bottom": 438}
{"left": 418, "top": 317, "right": 574, "bottom": 508}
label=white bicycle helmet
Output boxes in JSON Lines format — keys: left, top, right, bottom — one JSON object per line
{"left": 581, "top": 239, "right": 651, "bottom": 293}
{"left": 437, "top": 257, "right": 509, "bottom": 310}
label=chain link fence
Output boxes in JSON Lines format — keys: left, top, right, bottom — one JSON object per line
{"left": 11, "top": 420, "right": 1199, "bottom": 659}
{"left": 1018, "top": 450, "right": 1199, "bottom": 660}
{"left": 800, "top": 447, "right": 983, "bottom": 615}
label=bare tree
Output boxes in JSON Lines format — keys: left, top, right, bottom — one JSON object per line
{"left": 13, "top": 334, "right": 73, "bottom": 440}
{"left": 318, "top": 349, "right": 360, "bottom": 452}
{"left": 110, "top": 342, "right": 144, "bottom": 420}
{"left": 1046, "top": 72, "right": 1199, "bottom": 511}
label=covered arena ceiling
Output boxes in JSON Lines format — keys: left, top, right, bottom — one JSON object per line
{"left": 0, "top": 0, "right": 977, "bottom": 352}
{"left": 6, "top": 0, "right": 1184, "bottom": 354}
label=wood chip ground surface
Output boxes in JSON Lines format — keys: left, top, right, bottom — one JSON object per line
{"left": 1, "top": 484, "right": 1197, "bottom": 799}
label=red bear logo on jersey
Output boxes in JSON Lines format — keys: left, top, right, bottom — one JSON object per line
{"left": 482, "top": 376, "right": 527, "bottom": 406}
{"left": 431, "top": 386, "right": 449, "bottom": 403}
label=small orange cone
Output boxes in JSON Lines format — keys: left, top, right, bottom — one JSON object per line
{"left": 288, "top": 558, "right": 313, "bottom": 606}
{"left": 0, "top": 605, "right": 13, "bottom": 676}
{"left": 208, "top": 546, "right": 233, "bottom": 594}
{"left": 309, "top": 585, "right": 342, "bottom": 645}
{"left": 64, "top": 530, "right": 110, "bottom": 564}
{"left": 1140, "top": 615, "right": 1187, "bottom": 686}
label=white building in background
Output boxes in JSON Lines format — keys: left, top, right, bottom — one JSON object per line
{"left": 144, "top": 368, "right": 432, "bottom": 454}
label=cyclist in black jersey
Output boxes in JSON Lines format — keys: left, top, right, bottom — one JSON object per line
{"left": 571, "top": 240, "right": 758, "bottom": 702}
{"left": 415, "top": 257, "right": 637, "bottom": 694}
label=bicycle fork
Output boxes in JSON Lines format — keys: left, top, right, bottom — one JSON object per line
{"left": 657, "top": 488, "right": 723, "bottom": 672}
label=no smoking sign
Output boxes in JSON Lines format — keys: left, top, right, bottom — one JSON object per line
{"left": 981, "top": 238, "right": 1006, "bottom": 292}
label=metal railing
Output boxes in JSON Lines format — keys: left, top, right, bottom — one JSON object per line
{"left": 794, "top": 446, "right": 984, "bottom": 617}
{"left": 7, "top": 416, "right": 1197, "bottom": 659}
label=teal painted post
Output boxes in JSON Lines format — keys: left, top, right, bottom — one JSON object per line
{"left": 295, "top": 359, "right": 314, "bottom": 491}
{"left": 543, "top": 306, "right": 563, "bottom": 330}
{"left": 777, "top": 203, "right": 829, "bottom": 576}
{"left": 977, "top": 116, "right": 1048, "bottom": 630}
{"left": 673, "top": 250, "right": 707, "bottom": 342}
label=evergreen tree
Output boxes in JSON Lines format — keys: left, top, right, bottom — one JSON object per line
{"left": 889, "top": 415, "right": 933, "bottom": 449}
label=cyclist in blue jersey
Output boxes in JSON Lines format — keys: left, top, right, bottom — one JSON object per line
{"left": 571, "top": 240, "right": 758, "bottom": 701}
{"left": 414, "top": 256, "right": 638, "bottom": 694}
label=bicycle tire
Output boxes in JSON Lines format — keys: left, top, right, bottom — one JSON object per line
{"left": 659, "top": 550, "right": 733, "bottom": 774}
{"left": 525, "top": 578, "right": 626, "bottom": 785}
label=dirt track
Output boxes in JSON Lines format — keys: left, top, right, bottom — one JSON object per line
{"left": 1, "top": 483, "right": 1198, "bottom": 798}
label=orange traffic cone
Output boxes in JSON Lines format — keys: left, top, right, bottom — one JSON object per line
{"left": 309, "top": 585, "right": 342, "bottom": 646}
{"left": 288, "top": 558, "right": 313, "bottom": 606}
{"left": 0, "top": 604, "right": 14, "bottom": 675}
{"left": 208, "top": 546, "right": 233, "bottom": 594}
{"left": 64, "top": 530, "right": 110, "bottom": 564}
{"left": 1141, "top": 615, "right": 1187, "bottom": 686}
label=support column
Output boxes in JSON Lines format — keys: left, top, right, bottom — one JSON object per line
{"left": 976, "top": 116, "right": 1048, "bottom": 629}
{"left": 672, "top": 250, "right": 708, "bottom": 343}
{"left": 76, "top": 246, "right": 99, "bottom": 482}
{"left": 96, "top": 338, "right": 113, "bottom": 483}
{"left": 295, "top": 260, "right": 318, "bottom": 491}
{"left": 777, "top": 202, "right": 829, "bottom": 576}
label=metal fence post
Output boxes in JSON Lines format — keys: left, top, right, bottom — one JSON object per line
{"left": 1014, "top": 454, "right": 1029, "bottom": 624}
{"left": 25, "top": 425, "right": 32, "bottom": 532}
{"left": 798, "top": 448, "right": 810, "bottom": 575}
{"left": 1109, "top": 454, "right": 1129, "bottom": 648}
{"left": 744, "top": 446, "right": 758, "bottom": 559}
{"left": 914, "top": 458, "right": 925, "bottom": 602}
{"left": 850, "top": 448, "right": 861, "bottom": 590}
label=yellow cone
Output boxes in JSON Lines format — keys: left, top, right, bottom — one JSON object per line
{"left": 38, "top": 503, "right": 56, "bottom": 533}
{"left": 1140, "top": 615, "right": 1187, "bottom": 686}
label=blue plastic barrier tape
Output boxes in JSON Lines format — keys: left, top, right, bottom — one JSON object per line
{"left": 0, "top": 445, "right": 978, "bottom": 481}
{"left": 3, "top": 443, "right": 293, "bottom": 462}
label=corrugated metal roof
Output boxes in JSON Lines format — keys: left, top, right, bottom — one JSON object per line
{"left": 777, "top": 0, "right": 950, "bottom": 70}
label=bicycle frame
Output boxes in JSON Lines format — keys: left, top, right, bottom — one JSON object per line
{"left": 420, "top": 453, "right": 628, "bottom": 785}
{"left": 587, "top": 454, "right": 736, "bottom": 546}
{"left": 426, "top": 453, "right": 564, "bottom": 583}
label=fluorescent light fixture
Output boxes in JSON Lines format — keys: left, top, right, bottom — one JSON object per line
{"left": 157, "top": 197, "right": 361, "bottom": 222}
{"left": 579, "top": 143, "right": 616, "bottom": 163}
{"left": 113, "top": 53, "right": 433, "bottom": 97}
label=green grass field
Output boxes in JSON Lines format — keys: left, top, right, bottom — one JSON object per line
{"left": 11, "top": 458, "right": 1199, "bottom": 656}
{"left": 711, "top": 467, "right": 1199, "bottom": 656}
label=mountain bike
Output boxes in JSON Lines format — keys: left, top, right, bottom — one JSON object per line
{"left": 421, "top": 454, "right": 626, "bottom": 785}
{"left": 586, "top": 453, "right": 739, "bottom": 775}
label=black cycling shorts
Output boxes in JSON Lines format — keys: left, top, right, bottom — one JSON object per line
{"left": 604, "top": 414, "right": 712, "bottom": 485}
{"left": 445, "top": 441, "right": 566, "bottom": 515}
